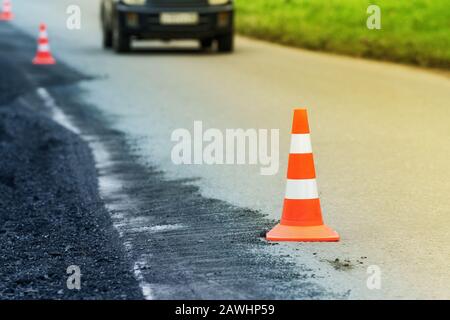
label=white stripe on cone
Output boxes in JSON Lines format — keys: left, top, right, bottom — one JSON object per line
{"left": 285, "top": 179, "right": 319, "bottom": 200}
{"left": 290, "top": 134, "right": 313, "bottom": 154}
{"left": 38, "top": 43, "right": 50, "bottom": 52}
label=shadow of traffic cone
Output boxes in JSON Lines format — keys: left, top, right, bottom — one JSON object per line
{"left": 266, "top": 109, "right": 339, "bottom": 242}
{"left": 33, "top": 23, "right": 56, "bottom": 65}
{"left": 0, "top": 0, "right": 14, "bottom": 21}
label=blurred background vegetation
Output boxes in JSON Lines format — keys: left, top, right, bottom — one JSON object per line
{"left": 235, "top": 0, "right": 450, "bottom": 69}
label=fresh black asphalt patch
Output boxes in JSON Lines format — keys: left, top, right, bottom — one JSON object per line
{"left": 0, "top": 24, "right": 142, "bottom": 299}
{"left": 0, "top": 24, "right": 347, "bottom": 299}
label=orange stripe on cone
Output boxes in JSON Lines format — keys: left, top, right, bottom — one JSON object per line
{"left": 32, "top": 23, "right": 56, "bottom": 65}
{"left": 287, "top": 154, "right": 316, "bottom": 179}
{"left": 266, "top": 108, "right": 339, "bottom": 242}
{"left": 291, "top": 109, "right": 310, "bottom": 134}
{"left": 281, "top": 199, "right": 323, "bottom": 226}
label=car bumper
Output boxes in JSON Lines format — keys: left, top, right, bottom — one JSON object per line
{"left": 116, "top": 4, "right": 234, "bottom": 40}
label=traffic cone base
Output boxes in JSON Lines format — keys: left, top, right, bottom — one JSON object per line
{"left": 0, "top": 12, "right": 13, "bottom": 21}
{"left": 33, "top": 56, "right": 56, "bottom": 65}
{"left": 266, "top": 223, "right": 339, "bottom": 242}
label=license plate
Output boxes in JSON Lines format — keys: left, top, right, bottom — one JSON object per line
{"left": 160, "top": 12, "right": 199, "bottom": 25}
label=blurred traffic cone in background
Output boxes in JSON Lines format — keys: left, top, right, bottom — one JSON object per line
{"left": 266, "top": 109, "right": 339, "bottom": 242}
{"left": 0, "top": 0, "right": 14, "bottom": 21}
{"left": 33, "top": 24, "right": 56, "bottom": 65}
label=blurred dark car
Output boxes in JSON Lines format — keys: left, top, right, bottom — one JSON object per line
{"left": 101, "top": 0, "right": 234, "bottom": 53}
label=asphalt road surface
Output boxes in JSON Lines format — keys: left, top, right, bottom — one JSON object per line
{"left": 0, "top": 26, "right": 142, "bottom": 299}
{"left": 0, "top": 24, "right": 342, "bottom": 300}
{"left": 5, "top": 0, "right": 450, "bottom": 299}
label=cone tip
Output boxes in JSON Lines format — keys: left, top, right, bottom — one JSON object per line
{"left": 292, "top": 108, "right": 310, "bottom": 134}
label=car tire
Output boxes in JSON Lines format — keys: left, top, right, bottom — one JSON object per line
{"left": 200, "top": 38, "right": 213, "bottom": 51}
{"left": 101, "top": 6, "right": 113, "bottom": 49}
{"left": 102, "top": 26, "right": 113, "bottom": 49}
{"left": 112, "top": 18, "right": 130, "bottom": 53}
{"left": 217, "top": 33, "right": 234, "bottom": 53}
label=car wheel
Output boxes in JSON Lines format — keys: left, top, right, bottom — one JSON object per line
{"left": 217, "top": 33, "right": 234, "bottom": 53}
{"left": 112, "top": 18, "right": 130, "bottom": 53}
{"left": 200, "top": 38, "right": 213, "bottom": 51}
{"left": 101, "top": 6, "right": 113, "bottom": 49}
{"left": 102, "top": 26, "right": 113, "bottom": 49}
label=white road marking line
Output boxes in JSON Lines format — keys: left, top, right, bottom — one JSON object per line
{"left": 36, "top": 87, "right": 157, "bottom": 300}
{"left": 133, "top": 258, "right": 154, "bottom": 300}
{"left": 36, "top": 87, "right": 81, "bottom": 135}
{"left": 128, "top": 224, "right": 185, "bottom": 233}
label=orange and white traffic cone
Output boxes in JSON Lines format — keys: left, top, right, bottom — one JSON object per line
{"left": 0, "top": 0, "right": 14, "bottom": 21}
{"left": 32, "top": 24, "right": 56, "bottom": 65}
{"left": 266, "top": 109, "right": 339, "bottom": 242}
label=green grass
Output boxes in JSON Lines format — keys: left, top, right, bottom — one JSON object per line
{"left": 235, "top": 0, "right": 450, "bottom": 69}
